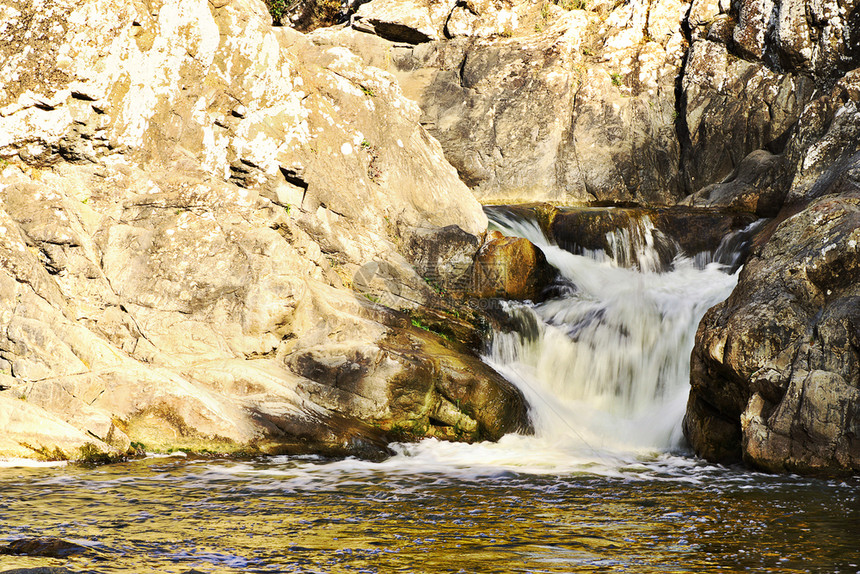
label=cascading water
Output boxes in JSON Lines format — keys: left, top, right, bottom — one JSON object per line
{"left": 483, "top": 209, "right": 740, "bottom": 453}
{"left": 386, "top": 207, "right": 744, "bottom": 475}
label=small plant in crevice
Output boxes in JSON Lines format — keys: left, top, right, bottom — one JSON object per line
{"left": 423, "top": 276, "right": 447, "bottom": 296}
{"left": 553, "top": 0, "right": 587, "bottom": 10}
{"left": 265, "top": 0, "right": 341, "bottom": 30}
{"left": 410, "top": 317, "right": 451, "bottom": 342}
{"left": 266, "top": 0, "right": 299, "bottom": 22}
{"left": 361, "top": 140, "right": 382, "bottom": 183}
{"left": 540, "top": 3, "right": 552, "bottom": 20}
{"left": 359, "top": 84, "right": 375, "bottom": 97}
{"left": 610, "top": 72, "right": 623, "bottom": 87}
{"left": 536, "top": 2, "right": 552, "bottom": 32}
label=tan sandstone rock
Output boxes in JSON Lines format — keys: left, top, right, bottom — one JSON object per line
{"left": 0, "top": 0, "right": 529, "bottom": 461}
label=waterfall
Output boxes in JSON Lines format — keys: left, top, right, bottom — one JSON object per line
{"left": 483, "top": 208, "right": 740, "bottom": 452}
{"left": 387, "top": 207, "right": 744, "bottom": 475}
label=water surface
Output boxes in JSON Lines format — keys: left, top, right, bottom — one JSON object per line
{"left": 1, "top": 454, "right": 858, "bottom": 573}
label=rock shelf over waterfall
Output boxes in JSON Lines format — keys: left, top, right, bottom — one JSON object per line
{"left": 0, "top": 0, "right": 859, "bottom": 476}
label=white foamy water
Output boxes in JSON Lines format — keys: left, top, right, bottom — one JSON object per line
{"left": 366, "top": 208, "right": 742, "bottom": 477}
{"left": 0, "top": 458, "right": 68, "bottom": 468}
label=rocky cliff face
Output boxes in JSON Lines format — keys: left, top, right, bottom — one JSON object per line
{"left": 2, "top": 0, "right": 858, "bottom": 475}
{"left": 680, "top": 0, "right": 860, "bottom": 474}
{"left": 312, "top": 0, "right": 689, "bottom": 205}
{"left": 0, "top": 0, "right": 531, "bottom": 461}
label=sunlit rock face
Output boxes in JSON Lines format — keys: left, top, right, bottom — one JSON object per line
{"left": 330, "top": 0, "right": 860, "bottom": 476}
{"left": 312, "top": 0, "right": 690, "bottom": 206}
{"left": 0, "top": 0, "right": 530, "bottom": 461}
{"left": 679, "top": 0, "right": 860, "bottom": 197}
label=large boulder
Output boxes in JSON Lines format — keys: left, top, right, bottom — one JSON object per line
{"left": 685, "top": 189, "right": 860, "bottom": 475}
{"left": 471, "top": 233, "right": 557, "bottom": 301}
{"left": 680, "top": 0, "right": 860, "bottom": 475}
{"left": 0, "top": 0, "right": 529, "bottom": 461}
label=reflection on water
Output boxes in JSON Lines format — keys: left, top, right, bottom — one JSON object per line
{"left": 1, "top": 454, "right": 858, "bottom": 573}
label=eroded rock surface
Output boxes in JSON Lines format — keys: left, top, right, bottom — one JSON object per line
{"left": 313, "top": 0, "right": 689, "bottom": 205}
{"left": 681, "top": 0, "right": 860, "bottom": 474}
{"left": 299, "top": 0, "right": 860, "bottom": 475}
{"left": 680, "top": 0, "right": 860, "bottom": 195}
{"left": 685, "top": 189, "right": 860, "bottom": 474}
{"left": 0, "top": 0, "right": 530, "bottom": 461}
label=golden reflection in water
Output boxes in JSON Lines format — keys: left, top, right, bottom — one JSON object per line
{"left": 0, "top": 456, "right": 858, "bottom": 574}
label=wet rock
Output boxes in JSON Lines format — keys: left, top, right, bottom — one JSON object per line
{"left": 685, "top": 187, "right": 860, "bottom": 475}
{"left": 0, "top": 538, "right": 90, "bottom": 558}
{"left": 472, "top": 234, "right": 557, "bottom": 301}
{"left": 682, "top": 1, "right": 860, "bottom": 473}
{"left": 546, "top": 207, "right": 758, "bottom": 269}
{"left": 650, "top": 208, "right": 759, "bottom": 257}
{"left": 288, "top": 299, "right": 531, "bottom": 443}
{"left": 0, "top": 569, "right": 77, "bottom": 574}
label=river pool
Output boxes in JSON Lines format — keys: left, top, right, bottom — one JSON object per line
{"left": 1, "top": 451, "right": 858, "bottom": 573}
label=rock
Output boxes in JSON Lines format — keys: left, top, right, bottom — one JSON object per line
{"left": 682, "top": 0, "right": 860, "bottom": 475}
{"left": 472, "top": 234, "right": 557, "bottom": 301}
{"left": 315, "top": 0, "right": 689, "bottom": 205}
{"left": 545, "top": 206, "right": 758, "bottom": 270}
{"left": 405, "top": 224, "right": 480, "bottom": 289}
{"left": 679, "top": 38, "right": 815, "bottom": 193}
{"left": 288, "top": 294, "right": 531, "bottom": 442}
{"left": 0, "top": 394, "right": 119, "bottom": 462}
{"left": 685, "top": 162, "right": 860, "bottom": 474}
{"left": 0, "top": 538, "right": 91, "bottom": 558}
{"left": 352, "top": 0, "right": 455, "bottom": 43}
{"left": 680, "top": 150, "right": 791, "bottom": 217}
{"left": 351, "top": 0, "right": 518, "bottom": 41}
{"left": 0, "top": 0, "right": 529, "bottom": 461}
{"left": 314, "top": 0, "right": 859, "bottom": 213}
{"left": 680, "top": 0, "right": 860, "bottom": 195}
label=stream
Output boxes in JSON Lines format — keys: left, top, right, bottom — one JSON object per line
{"left": 1, "top": 207, "right": 858, "bottom": 573}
